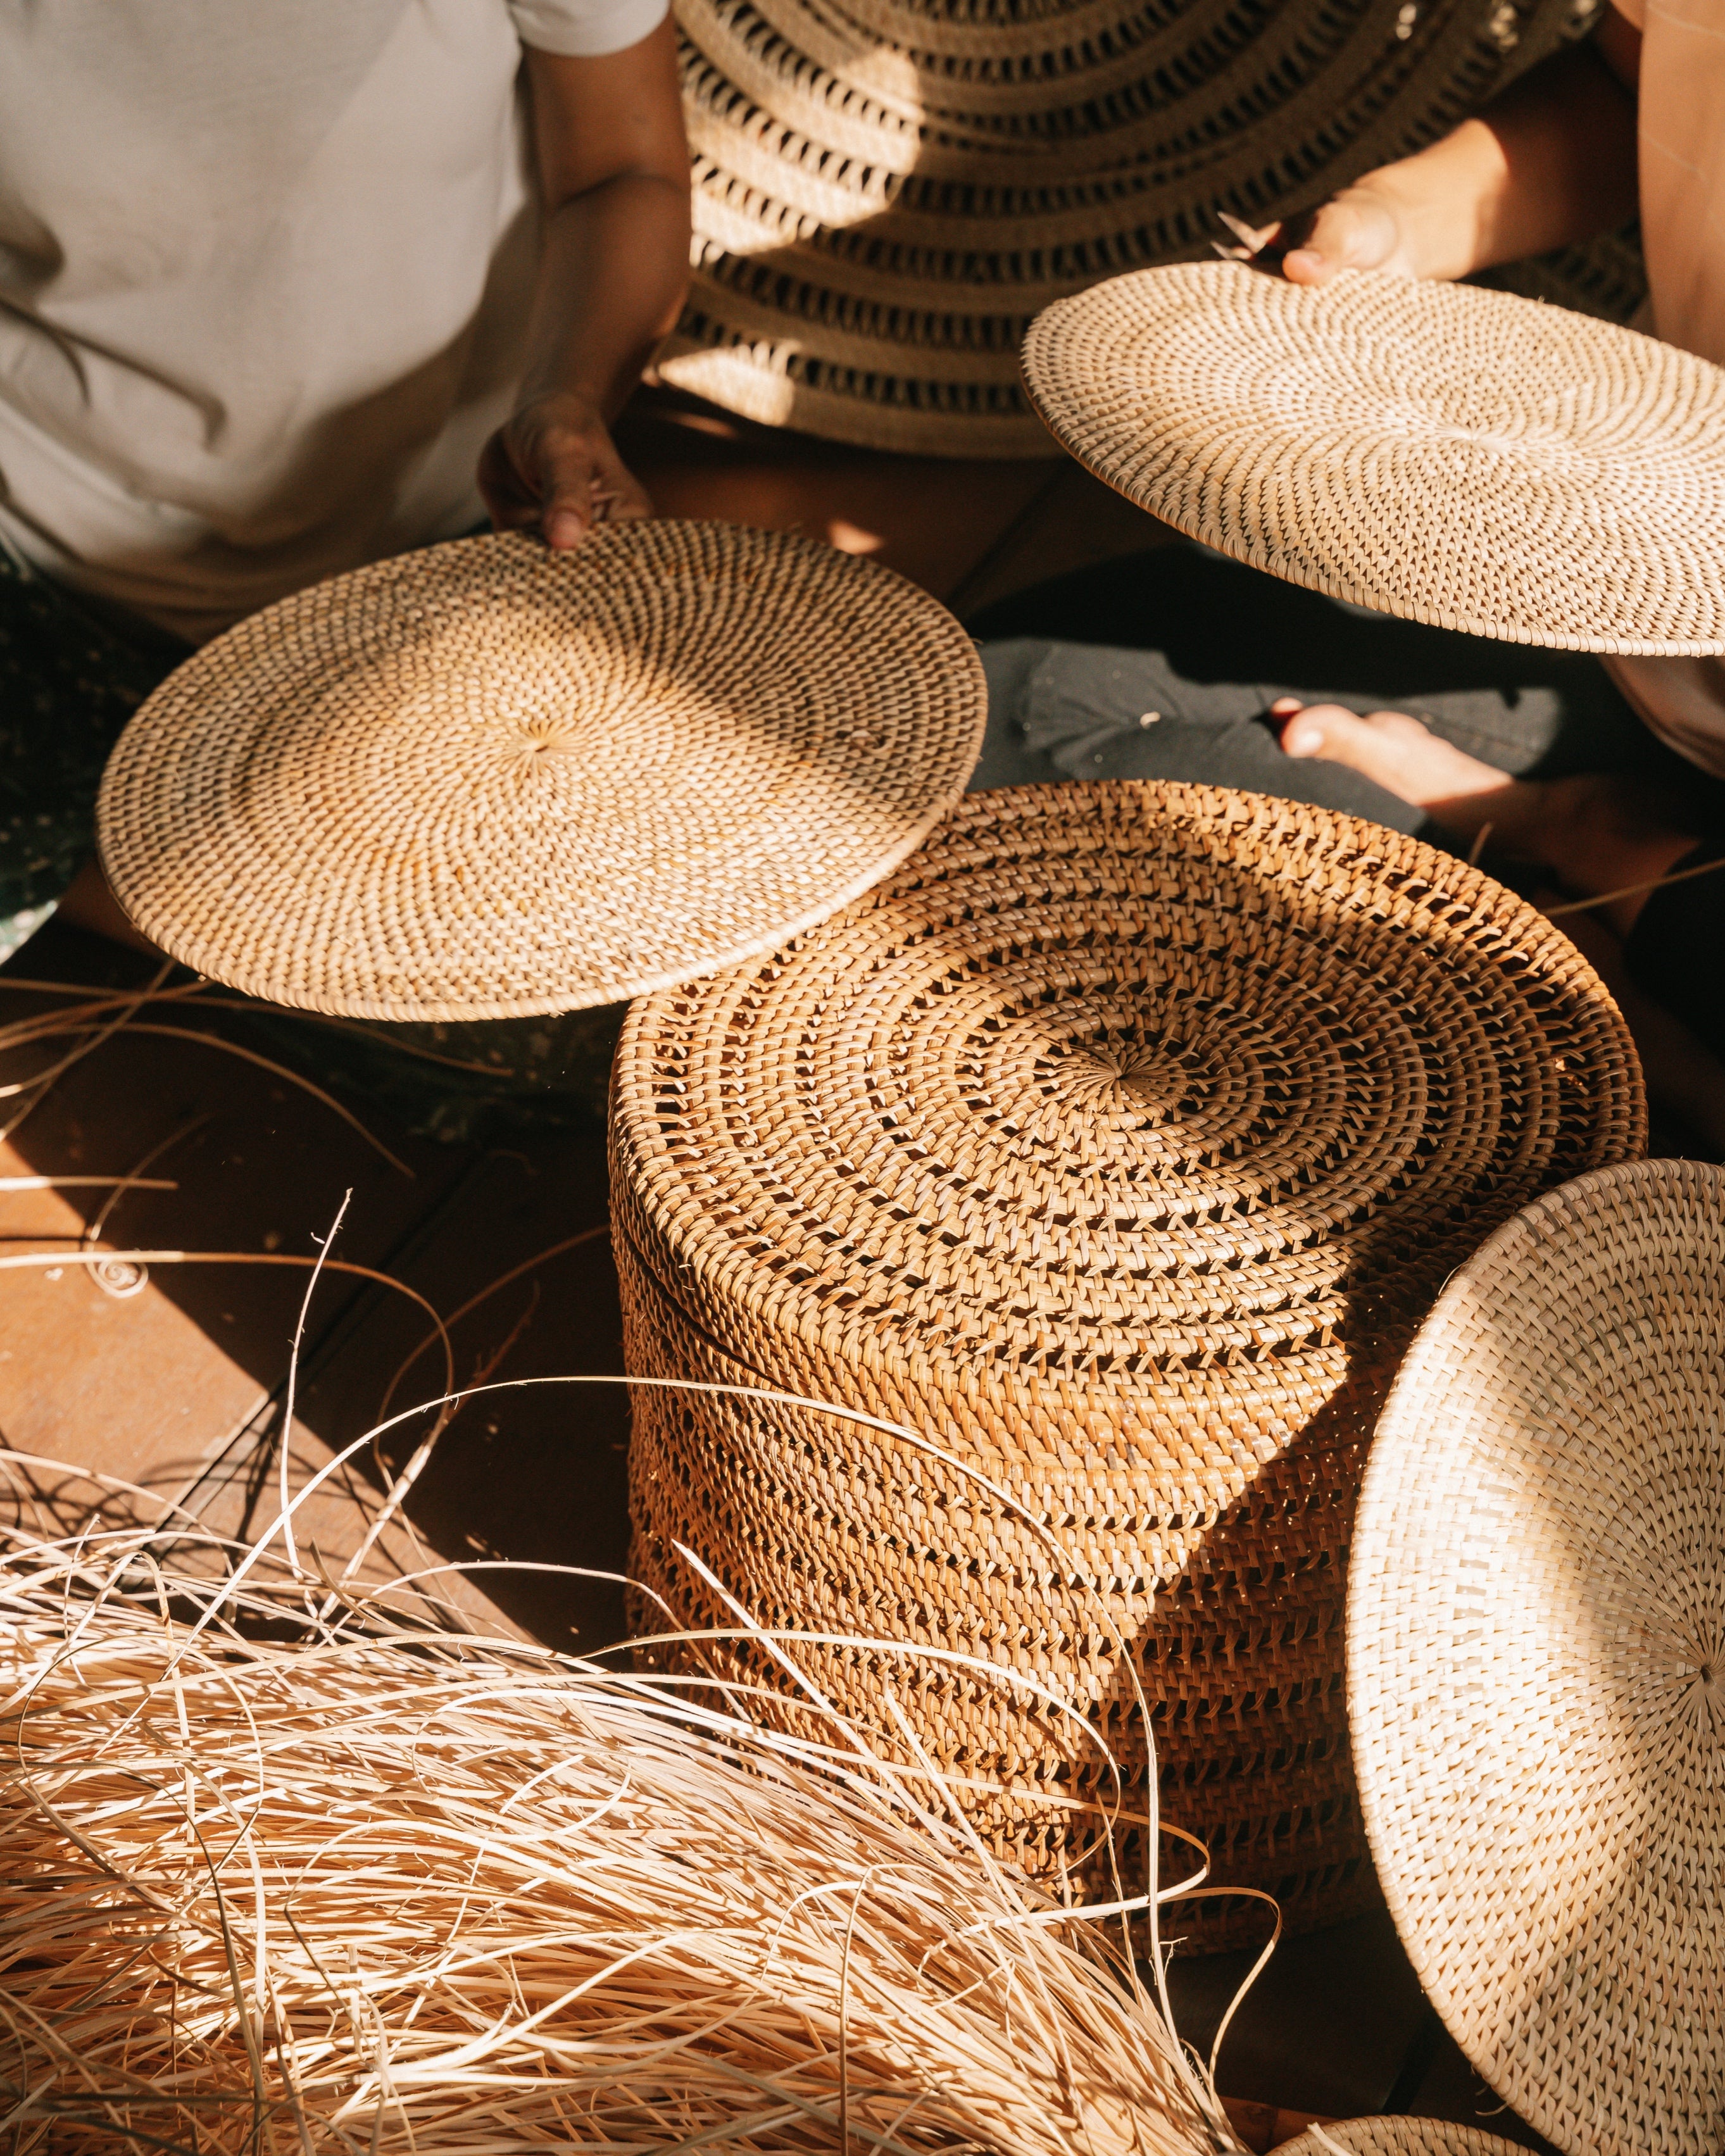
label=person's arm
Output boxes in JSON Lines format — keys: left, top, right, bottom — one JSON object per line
{"left": 478, "top": 21, "right": 690, "bottom": 549}
{"left": 1266, "top": 12, "right": 1640, "bottom": 284}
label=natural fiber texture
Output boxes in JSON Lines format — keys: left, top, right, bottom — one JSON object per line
{"left": 1021, "top": 262, "right": 1725, "bottom": 655}
{"left": 1275, "top": 2126, "right": 1526, "bottom": 2156}
{"left": 614, "top": 780, "right": 1645, "bottom": 1951}
{"left": 96, "top": 523, "right": 986, "bottom": 1022}
{"left": 0, "top": 1471, "right": 1228, "bottom": 2156}
{"left": 1350, "top": 1156, "right": 1725, "bottom": 2156}
{"left": 662, "top": 0, "right": 1595, "bottom": 454}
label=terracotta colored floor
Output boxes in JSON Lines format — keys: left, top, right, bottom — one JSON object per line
{"left": 0, "top": 390, "right": 1565, "bottom": 2147}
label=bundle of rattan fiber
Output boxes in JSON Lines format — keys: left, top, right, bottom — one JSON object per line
{"left": 614, "top": 781, "right": 1645, "bottom": 1950}
{"left": 0, "top": 1474, "right": 1231, "bottom": 2156}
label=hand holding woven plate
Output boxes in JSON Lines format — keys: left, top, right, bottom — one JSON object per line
{"left": 477, "top": 391, "right": 653, "bottom": 551}
{"left": 1022, "top": 262, "right": 1725, "bottom": 653}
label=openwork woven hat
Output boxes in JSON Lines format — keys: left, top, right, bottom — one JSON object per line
{"left": 1276, "top": 2125, "right": 1524, "bottom": 2156}
{"left": 615, "top": 781, "right": 1643, "bottom": 1949}
{"left": 662, "top": 0, "right": 1594, "bottom": 454}
{"left": 1022, "top": 262, "right": 1725, "bottom": 653}
{"left": 1351, "top": 1156, "right": 1725, "bottom": 2156}
{"left": 96, "top": 525, "right": 986, "bottom": 1022}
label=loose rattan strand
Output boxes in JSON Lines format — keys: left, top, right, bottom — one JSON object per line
{"left": 1350, "top": 1156, "right": 1725, "bottom": 2156}
{"left": 1020, "top": 262, "right": 1725, "bottom": 655}
{"left": 613, "top": 780, "right": 1643, "bottom": 1950}
{"left": 96, "top": 523, "right": 986, "bottom": 1022}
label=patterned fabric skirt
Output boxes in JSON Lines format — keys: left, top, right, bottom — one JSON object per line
{"left": 0, "top": 543, "right": 181, "bottom": 958}
{"left": 0, "top": 546, "right": 622, "bottom": 1139}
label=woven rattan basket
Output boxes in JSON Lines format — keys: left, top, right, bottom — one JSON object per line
{"left": 1351, "top": 1157, "right": 1725, "bottom": 2154}
{"left": 663, "top": 0, "right": 1603, "bottom": 454}
{"left": 615, "top": 782, "right": 1644, "bottom": 1949}
{"left": 1274, "top": 2126, "right": 1524, "bottom": 2156}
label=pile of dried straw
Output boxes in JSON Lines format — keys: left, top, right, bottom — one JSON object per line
{"left": 0, "top": 1452, "right": 1239, "bottom": 2156}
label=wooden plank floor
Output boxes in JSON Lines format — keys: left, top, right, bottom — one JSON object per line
{"left": 0, "top": 392, "right": 1579, "bottom": 2145}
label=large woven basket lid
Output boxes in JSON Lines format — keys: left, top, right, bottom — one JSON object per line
{"left": 95, "top": 523, "right": 986, "bottom": 1022}
{"left": 663, "top": 0, "right": 1594, "bottom": 454}
{"left": 1021, "top": 262, "right": 1725, "bottom": 653}
{"left": 1350, "top": 1156, "right": 1725, "bottom": 2156}
{"left": 1274, "top": 2126, "right": 1525, "bottom": 2156}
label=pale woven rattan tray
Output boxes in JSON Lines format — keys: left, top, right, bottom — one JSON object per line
{"left": 614, "top": 781, "right": 1644, "bottom": 1948}
{"left": 1351, "top": 1156, "right": 1725, "bottom": 2156}
{"left": 664, "top": 0, "right": 1595, "bottom": 453}
{"left": 1021, "top": 261, "right": 1725, "bottom": 654}
{"left": 96, "top": 523, "right": 986, "bottom": 1021}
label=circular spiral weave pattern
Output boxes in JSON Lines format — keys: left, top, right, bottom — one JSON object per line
{"left": 1352, "top": 1158, "right": 1725, "bottom": 2155}
{"left": 1277, "top": 2126, "right": 1524, "bottom": 2156}
{"left": 663, "top": 0, "right": 1594, "bottom": 453}
{"left": 1021, "top": 262, "right": 1725, "bottom": 652}
{"left": 615, "top": 782, "right": 1644, "bottom": 1949}
{"left": 96, "top": 524, "right": 986, "bottom": 1022}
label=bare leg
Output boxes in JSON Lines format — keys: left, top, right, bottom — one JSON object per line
{"left": 1271, "top": 699, "right": 1698, "bottom": 939}
{"left": 1270, "top": 699, "right": 1725, "bottom": 1147}
{"left": 53, "top": 856, "right": 165, "bottom": 959}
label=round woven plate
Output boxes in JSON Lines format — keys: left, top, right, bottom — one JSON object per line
{"left": 1275, "top": 2125, "right": 1524, "bottom": 2156}
{"left": 96, "top": 524, "right": 987, "bottom": 1021}
{"left": 663, "top": 0, "right": 1593, "bottom": 454}
{"left": 1351, "top": 1157, "right": 1725, "bottom": 2155}
{"left": 615, "top": 780, "right": 1644, "bottom": 1949}
{"left": 1022, "top": 262, "right": 1725, "bottom": 652}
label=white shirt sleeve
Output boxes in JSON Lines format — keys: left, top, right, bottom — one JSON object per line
{"left": 508, "top": 0, "right": 668, "bottom": 56}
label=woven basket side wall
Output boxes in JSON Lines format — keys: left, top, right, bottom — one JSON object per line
{"left": 618, "top": 1242, "right": 1388, "bottom": 1943}
{"left": 615, "top": 781, "right": 1645, "bottom": 1953}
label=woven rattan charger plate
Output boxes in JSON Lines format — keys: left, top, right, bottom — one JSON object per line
{"left": 615, "top": 780, "right": 1644, "bottom": 1949}
{"left": 1021, "top": 261, "right": 1725, "bottom": 651}
{"left": 96, "top": 523, "right": 986, "bottom": 1022}
{"left": 1350, "top": 1157, "right": 1725, "bottom": 2156}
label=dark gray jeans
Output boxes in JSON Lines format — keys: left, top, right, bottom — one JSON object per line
{"left": 967, "top": 542, "right": 1725, "bottom": 1056}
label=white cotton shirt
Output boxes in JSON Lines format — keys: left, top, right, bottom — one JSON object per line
{"left": 1604, "top": 0, "right": 1725, "bottom": 775}
{"left": 0, "top": 0, "right": 665, "bottom": 643}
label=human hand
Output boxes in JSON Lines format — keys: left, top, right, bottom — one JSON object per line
{"left": 1281, "top": 184, "right": 1425, "bottom": 284}
{"left": 477, "top": 391, "right": 654, "bottom": 551}
{"left": 1221, "top": 183, "right": 1421, "bottom": 285}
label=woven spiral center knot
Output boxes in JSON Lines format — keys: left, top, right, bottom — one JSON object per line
{"left": 1675, "top": 1614, "right": 1725, "bottom": 1752}
{"left": 517, "top": 713, "right": 585, "bottom": 757}
{"left": 1060, "top": 1033, "right": 1208, "bottom": 1118}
